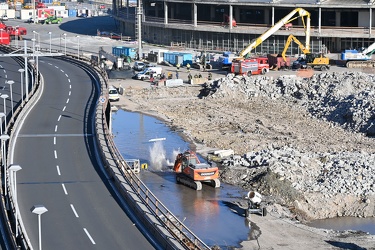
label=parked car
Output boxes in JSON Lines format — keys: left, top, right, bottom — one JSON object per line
{"left": 1, "top": 15, "right": 8, "bottom": 21}
{"left": 133, "top": 61, "right": 145, "bottom": 71}
{"left": 108, "top": 86, "right": 119, "bottom": 101}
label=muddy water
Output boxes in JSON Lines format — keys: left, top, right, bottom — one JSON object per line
{"left": 111, "top": 110, "right": 252, "bottom": 248}
{"left": 111, "top": 109, "right": 375, "bottom": 248}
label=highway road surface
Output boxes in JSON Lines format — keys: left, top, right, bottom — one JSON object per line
{"left": 11, "top": 56, "right": 158, "bottom": 249}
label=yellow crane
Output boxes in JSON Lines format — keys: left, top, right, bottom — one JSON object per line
{"left": 238, "top": 7, "right": 311, "bottom": 58}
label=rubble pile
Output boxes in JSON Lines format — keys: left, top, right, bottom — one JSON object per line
{"left": 207, "top": 72, "right": 375, "bottom": 135}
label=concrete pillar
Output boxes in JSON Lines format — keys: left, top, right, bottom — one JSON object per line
{"left": 164, "top": 1, "right": 168, "bottom": 24}
{"left": 335, "top": 11, "right": 340, "bottom": 26}
{"left": 229, "top": 4, "right": 233, "bottom": 29}
{"left": 318, "top": 7, "right": 321, "bottom": 35}
{"left": 272, "top": 7, "right": 275, "bottom": 25}
{"left": 193, "top": 3, "right": 197, "bottom": 27}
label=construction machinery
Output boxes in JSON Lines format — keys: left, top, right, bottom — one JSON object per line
{"left": 231, "top": 56, "right": 269, "bottom": 76}
{"left": 245, "top": 191, "right": 267, "bottom": 217}
{"left": 192, "top": 51, "right": 212, "bottom": 71}
{"left": 43, "top": 11, "right": 62, "bottom": 24}
{"left": 237, "top": 8, "right": 311, "bottom": 59}
{"left": 173, "top": 150, "right": 220, "bottom": 191}
{"left": 0, "top": 22, "right": 27, "bottom": 40}
{"left": 282, "top": 34, "right": 330, "bottom": 71}
{"left": 341, "top": 42, "right": 375, "bottom": 68}
{"left": 231, "top": 8, "right": 310, "bottom": 75}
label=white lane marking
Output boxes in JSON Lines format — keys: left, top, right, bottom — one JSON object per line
{"left": 58, "top": 115, "right": 61, "bottom": 121}
{"left": 48, "top": 63, "right": 53, "bottom": 66}
{"left": 53, "top": 137, "right": 56, "bottom": 145}
{"left": 68, "top": 79, "right": 71, "bottom": 83}
{"left": 62, "top": 106, "right": 66, "bottom": 111}
{"left": 55, "top": 66, "right": 59, "bottom": 69}
{"left": 83, "top": 228, "right": 96, "bottom": 245}
{"left": 61, "top": 69, "right": 64, "bottom": 73}
{"left": 65, "top": 73, "right": 68, "bottom": 77}
{"left": 55, "top": 125, "right": 58, "bottom": 132}
{"left": 56, "top": 165, "right": 61, "bottom": 175}
{"left": 62, "top": 183, "right": 68, "bottom": 195}
{"left": 69, "top": 91, "right": 71, "bottom": 96}
{"left": 66, "top": 98, "right": 69, "bottom": 104}
{"left": 54, "top": 150, "right": 57, "bottom": 159}
{"left": 70, "top": 204, "right": 79, "bottom": 218}
{"left": 5, "top": 74, "right": 7, "bottom": 78}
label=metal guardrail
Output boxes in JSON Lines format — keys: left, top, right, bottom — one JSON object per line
{"left": 0, "top": 45, "right": 211, "bottom": 249}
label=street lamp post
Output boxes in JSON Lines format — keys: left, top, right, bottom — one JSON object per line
{"left": 0, "top": 133, "right": 10, "bottom": 201}
{"left": 28, "top": 59, "right": 35, "bottom": 91}
{"left": 76, "top": 35, "right": 80, "bottom": 59}
{"left": 18, "top": 69, "right": 25, "bottom": 106}
{"left": 0, "top": 113, "right": 4, "bottom": 134}
{"left": 63, "top": 33, "right": 67, "bottom": 55}
{"left": 6, "top": 80, "right": 14, "bottom": 118}
{"left": 0, "top": 94, "right": 8, "bottom": 130}
{"left": 9, "top": 164, "right": 21, "bottom": 237}
{"left": 48, "top": 31, "right": 52, "bottom": 53}
{"left": 31, "top": 205, "right": 48, "bottom": 250}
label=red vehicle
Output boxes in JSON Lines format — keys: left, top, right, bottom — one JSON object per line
{"left": 36, "top": 1, "right": 46, "bottom": 8}
{"left": 0, "top": 22, "right": 27, "bottom": 40}
{"left": 231, "top": 57, "right": 269, "bottom": 76}
{"left": 0, "top": 30, "right": 10, "bottom": 45}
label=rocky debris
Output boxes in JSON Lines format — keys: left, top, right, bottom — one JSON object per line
{"left": 204, "top": 72, "right": 375, "bottom": 135}
{"left": 220, "top": 146, "right": 375, "bottom": 220}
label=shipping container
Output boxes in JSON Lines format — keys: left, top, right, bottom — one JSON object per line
{"left": 112, "top": 46, "right": 137, "bottom": 59}
{"left": 68, "top": 9, "right": 77, "bottom": 17}
{"left": 163, "top": 52, "right": 193, "bottom": 66}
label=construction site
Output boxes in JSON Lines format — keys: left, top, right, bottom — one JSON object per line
{"left": 104, "top": 1, "right": 375, "bottom": 248}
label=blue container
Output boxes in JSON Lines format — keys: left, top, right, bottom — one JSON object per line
{"left": 163, "top": 52, "right": 192, "bottom": 66}
{"left": 112, "top": 46, "right": 137, "bottom": 59}
{"left": 68, "top": 9, "right": 77, "bottom": 17}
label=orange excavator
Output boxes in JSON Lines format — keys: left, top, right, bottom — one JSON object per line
{"left": 173, "top": 150, "right": 220, "bottom": 190}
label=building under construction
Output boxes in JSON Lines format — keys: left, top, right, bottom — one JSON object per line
{"left": 112, "top": 0, "right": 375, "bottom": 55}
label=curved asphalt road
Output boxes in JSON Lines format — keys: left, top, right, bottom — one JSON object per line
{"left": 10, "top": 57, "right": 156, "bottom": 249}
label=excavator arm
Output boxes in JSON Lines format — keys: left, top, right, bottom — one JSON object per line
{"left": 281, "top": 34, "right": 310, "bottom": 62}
{"left": 362, "top": 41, "right": 375, "bottom": 56}
{"left": 238, "top": 7, "right": 311, "bottom": 58}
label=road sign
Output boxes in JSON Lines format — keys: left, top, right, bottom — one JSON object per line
{"left": 99, "top": 96, "right": 106, "bottom": 104}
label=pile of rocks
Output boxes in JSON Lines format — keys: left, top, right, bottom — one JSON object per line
{"left": 220, "top": 145, "right": 375, "bottom": 219}
{"left": 206, "top": 72, "right": 375, "bottom": 135}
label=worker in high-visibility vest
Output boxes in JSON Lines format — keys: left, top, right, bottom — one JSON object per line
{"left": 186, "top": 63, "right": 191, "bottom": 72}
{"left": 176, "top": 63, "right": 180, "bottom": 70}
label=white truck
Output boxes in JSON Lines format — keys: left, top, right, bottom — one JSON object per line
{"left": 134, "top": 67, "right": 163, "bottom": 80}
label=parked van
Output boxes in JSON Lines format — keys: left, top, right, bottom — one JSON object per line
{"left": 108, "top": 86, "right": 119, "bottom": 101}
{"left": 134, "top": 67, "right": 163, "bottom": 80}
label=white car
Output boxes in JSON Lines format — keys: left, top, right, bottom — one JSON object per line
{"left": 108, "top": 86, "right": 119, "bottom": 102}
{"left": 1, "top": 15, "right": 8, "bottom": 21}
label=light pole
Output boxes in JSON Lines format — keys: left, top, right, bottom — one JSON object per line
{"left": 48, "top": 31, "right": 52, "bottom": 53}
{"left": 0, "top": 94, "right": 8, "bottom": 130}
{"left": 31, "top": 205, "right": 48, "bottom": 250}
{"left": 31, "top": 38, "right": 36, "bottom": 59}
{"left": 6, "top": 80, "right": 14, "bottom": 118}
{"left": 18, "top": 69, "right": 25, "bottom": 106}
{"left": 76, "top": 35, "right": 80, "bottom": 59}
{"left": 33, "top": 30, "right": 40, "bottom": 49}
{"left": 63, "top": 33, "right": 67, "bottom": 55}
{"left": 9, "top": 164, "right": 21, "bottom": 237}
{"left": 0, "top": 133, "right": 10, "bottom": 200}
{"left": 28, "top": 59, "right": 35, "bottom": 91}
{"left": 0, "top": 113, "right": 4, "bottom": 134}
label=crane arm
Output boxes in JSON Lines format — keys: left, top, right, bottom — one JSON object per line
{"left": 281, "top": 34, "right": 310, "bottom": 62}
{"left": 238, "top": 7, "right": 311, "bottom": 58}
{"left": 362, "top": 42, "right": 375, "bottom": 55}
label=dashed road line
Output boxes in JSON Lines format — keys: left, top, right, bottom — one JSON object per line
{"left": 54, "top": 150, "right": 57, "bottom": 159}
{"left": 55, "top": 125, "right": 58, "bottom": 132}
{"left": 70, "top": 204, "right": 79, "bottom": 218}
{"left": 58, "top": 115, "right": 61, "bottom": 121}
{"left": 56, "top": 165, "right": 61, "bottom": 175}
{"left": 83, "top": 228, "right": 96, "bottom": 244}
{"left": 61, "top": 183, "right": 68, "bottom": 195}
